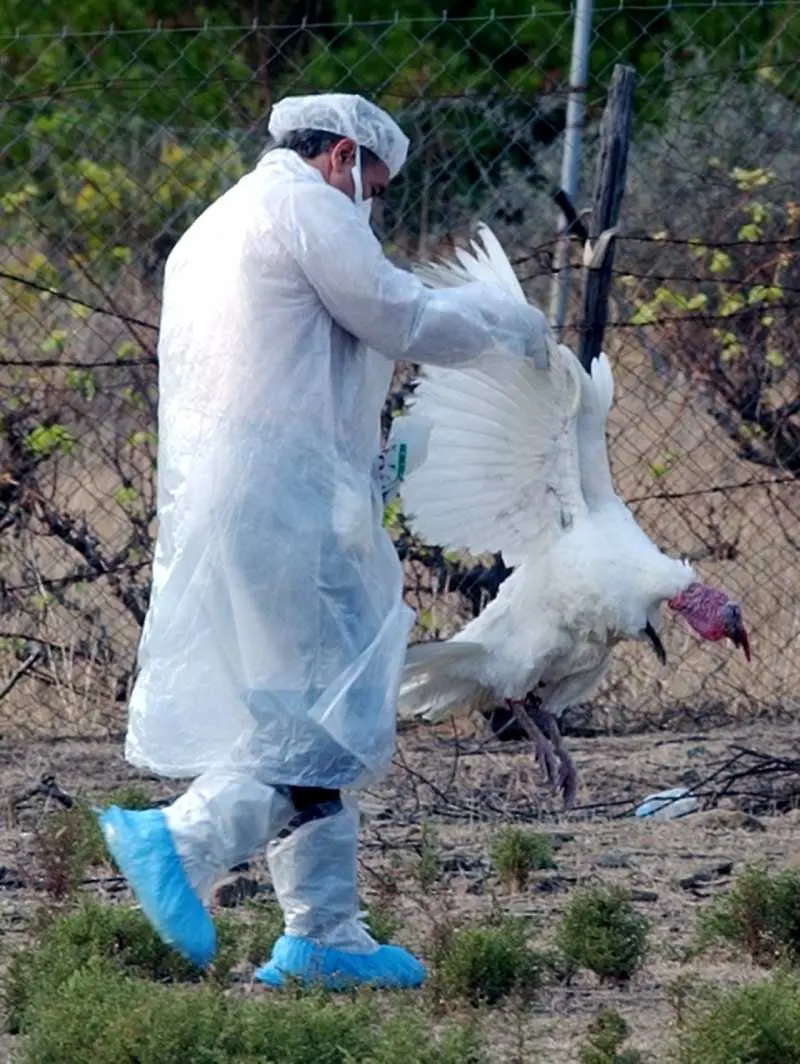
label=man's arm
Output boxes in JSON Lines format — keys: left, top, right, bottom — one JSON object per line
{"left": 274, "top": 181, "right": 549, "bottom": 369}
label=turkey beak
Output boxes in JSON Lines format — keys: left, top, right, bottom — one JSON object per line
{"left": 724, "top": 603, "right": 751, "bottom": 662}
{"left": 644, "top": 621, "right": 667, "bottom": 666}
{"left": 730, "top": 620, "right": 751, "bottom": 662}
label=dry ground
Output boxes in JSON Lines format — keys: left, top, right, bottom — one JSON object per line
{"left": 3, "top": 715, "right": 800, "bottom": 1063}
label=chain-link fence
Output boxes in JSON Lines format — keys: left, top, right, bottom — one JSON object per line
{"left": 1, "top": 4, "right": 798, "bottom": 746}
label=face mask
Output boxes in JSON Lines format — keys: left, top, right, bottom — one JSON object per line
{"left": 351, "top": 150, "right": 373, "bottom": 226}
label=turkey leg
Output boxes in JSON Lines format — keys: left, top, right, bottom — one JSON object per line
{"left": 506, "top": 697, "right": 579, "bottom": 810}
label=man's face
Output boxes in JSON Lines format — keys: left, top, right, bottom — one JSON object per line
{"left": 324, "top": 137, "right": 390, "bottom": 203}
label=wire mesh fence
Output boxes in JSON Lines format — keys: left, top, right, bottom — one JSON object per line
{"left": 1, "top": 4, "right": 798, "bottom": 746}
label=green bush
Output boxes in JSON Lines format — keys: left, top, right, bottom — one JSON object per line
{"left": 365, "top": 901, "right": 403, "bottom": 945}
{"left": 673, "top": 973, "right": 800, "bottom": 1064}
{"left": 434, "top": 915, "right": 547, "bottom": 1006}
{"left": 489, "top": 827, "right": 557, "bottom": 890}
{"left": 18, "top": 957, "right": 482, "bottom": 1064}
{"left": 4, "top": 901, "right": 238, "bottom": 1034}
{"left": 415, "top": 819, "right": 441, "bottom": 890}
{"left": 555, "top": 887, "right": 649, "bottom": 984}
{"left": 239, "top": 899, "right": 284, "bottom": 966}
{"left": 580, "top": 1010, "right": 645, "bottom": 1064}
{"left": 698, "top": 865, "right": 800, "bottom": 966}
{"left": 30, "top": 787, "right": 154, "bottom": 897}
{"left": 30, "top": 800, "right": 110, "bottom": 899}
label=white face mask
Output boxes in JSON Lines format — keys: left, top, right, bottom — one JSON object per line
{"left": 351, "top": 150, "right": 373, "bottom": 226}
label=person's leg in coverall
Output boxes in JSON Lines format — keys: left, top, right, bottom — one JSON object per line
{"left": 101, "top": 725, "right": 424, "bottom": 988}
{"left": 100, "top": 475, "right": 424, "bottom": 990}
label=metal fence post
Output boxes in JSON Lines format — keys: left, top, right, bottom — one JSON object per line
{"left": 548, "top": 0, "right": 593, "bottom": 336}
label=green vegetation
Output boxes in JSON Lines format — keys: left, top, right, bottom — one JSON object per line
{"left": 415, "top": 818, "right": 441, "bottom": 890}
{"left": 579, "top": 1010, "right": 644, "bottom": 1064}
{"left": 555, "top": 886, "right": 650, "bottom": 984}
{"left": 698, "top": 864, "right": 800, "bottom": 967}
{"left": 15, "top": 960, "right": 484, "bottom": 1064}
{"left": 489, "top": 826, "right": 557, "bottom": 890}
{"left": 673, "top": 974, "right": 800, "bottom": 1064}
{"left": 432, "top": 914, "right": 550, "bottom": 1005}
{"left": 4, "top": 900, "right": 482, "bottom": 1064}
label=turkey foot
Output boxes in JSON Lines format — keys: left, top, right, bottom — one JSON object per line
{"left": 506, "top": 697, "right": 579, "bottom": 810}
{"left": 526, "top": 698, "right": 580, "bottom": 810}
{"left": 505, "top": 698, "right": 562, "bottom": 792}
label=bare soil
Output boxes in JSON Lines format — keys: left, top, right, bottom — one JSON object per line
{"left": 3, "top": 716, "right": 800, "bottom": 1062}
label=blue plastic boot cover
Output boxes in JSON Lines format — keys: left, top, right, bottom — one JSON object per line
{"left": 255, "top": 933, "right": 426, "bottom": 990}
{"left": 98, "top": 805, "right": 217, "bottom": 968}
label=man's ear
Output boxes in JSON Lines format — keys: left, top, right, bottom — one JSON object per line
{"left": 329, "top": 137, "right": 358, "bottom": 173}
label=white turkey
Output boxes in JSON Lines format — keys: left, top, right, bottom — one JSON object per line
{"left": 395, "top": 223, "right": 750, "bottom": 808}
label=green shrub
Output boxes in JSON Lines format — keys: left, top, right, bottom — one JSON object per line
{"left": 434, "top": 915, "right": 546, "bottom": 1005}
{"left": 240, "top": 899, "right": 285, "bottom": 966}
{"left": 489, "top": 827, "right": 557, "bottom": 890}
{"left": 21, "top": 960, "right": 228, "bottom": 1064}
{"left": 673, "top": 973, "right": 800, "bottom": 1064}
{"left": 416, "top": 819, "right": 441, "bottom": 890}
{"left": 30, "top": 788, "right": 153, "bottom": 897}
{"left": 365, "top": 900, "right": 402, "bottom": 945}
{"left": 30, "top": 800, "right": 109, "bottom": 899}
{"left": 555, "top": 887, "right": 649, "bottom": 984}
{"left": 103, "top": 784, "right": 154, "bottom": 810}
{"left": 697, "top": 864, "right": 800, "bottom": 966}
{"left": 580, "top": 1010, "right": 644, "bottom": 1064}
{"left": 4, "top": 900, "right": 233, "bottom": 1034}
{"left": 18, "top": 957, "right": 483, "bottom": 1064}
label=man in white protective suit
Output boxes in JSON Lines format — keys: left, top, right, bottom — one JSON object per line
{"left": 99, "top": 92, "right": 550, "bottom": 990}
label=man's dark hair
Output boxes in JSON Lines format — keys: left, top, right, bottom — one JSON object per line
{"left": 276, "top": 128, "right": 381, "bottom": 168}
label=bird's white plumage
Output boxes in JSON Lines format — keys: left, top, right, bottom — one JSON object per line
{"left": 413, "top": 224, "right": 528, "bottom": 302}
{"left": 406, "top": 224, "right": 590, "bottom": 566}
{"left": 396, "top": 223, "right": 697, "bottom": 728}
{"left": 401, "top": 349, "right": 586, "bottom": 565}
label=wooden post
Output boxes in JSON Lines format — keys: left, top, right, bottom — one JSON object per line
{"left": 577, "top": 63, "right": 637, "bottom": 372}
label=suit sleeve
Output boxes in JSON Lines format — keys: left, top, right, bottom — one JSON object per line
{"left": 276, "top": 180, "right": 548, "bottom": 368}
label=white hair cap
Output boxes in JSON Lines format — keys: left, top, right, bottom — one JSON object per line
{"left": 268, "top": 92, "right": 410, "bottom": 178}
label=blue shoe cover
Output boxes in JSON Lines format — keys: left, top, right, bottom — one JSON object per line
{"left": 98, "top": 806, "right": 216, "bottom": 969}
{"left": 255, "top": 934, "right": 426, "bottom": 990}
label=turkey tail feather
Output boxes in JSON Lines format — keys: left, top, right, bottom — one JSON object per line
{"left": 398, "top": 641, "right": 487, "bottom": 724}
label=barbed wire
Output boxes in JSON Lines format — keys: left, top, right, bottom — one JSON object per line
{"left": 6, "top": 51, "right": 800, "bottom": 107}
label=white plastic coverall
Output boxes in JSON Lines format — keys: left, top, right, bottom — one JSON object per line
{"left": 123, "top": 94, "right": 548, "bottom": 938}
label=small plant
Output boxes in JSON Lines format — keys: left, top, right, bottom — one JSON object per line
{"left": 241, "top": 899, "right": 285, "bottom": 966}
{"left": 4, "top": 901, "right": 213, "bottom": 1033}
{"left": 555, "top": 886, "right": 649, "bottom": 984}
{"left": 434, "top": 915, "right": 546, "bottom": 1005}
{"left": 15, "top": 952, "right": 483, "bottom": 1064}
{"left": 580, "top": 1010, "right": 644, "bottom": 1064}
{"left": 29, "top": 787, "right": 154, "bottom": 898}
{"left": 489, "top": 827, "right": 556, "bottom": 890}
{"left": 103, "top": 784, "right": 153, "bottom": 810}
{"left": 415, "top": 819, "right": 441, "bottom": 890}
{"left": 365, "top": 900, "right": 402, "bottom": 945}
{"left": 673, "top": 973, "right": 800, "bottom": 1064}
{"left": 697, "top": 864, "right": 800, "bottom": 966}
{"left": 30, "top": 800, "right": 108, "bottom": 899}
